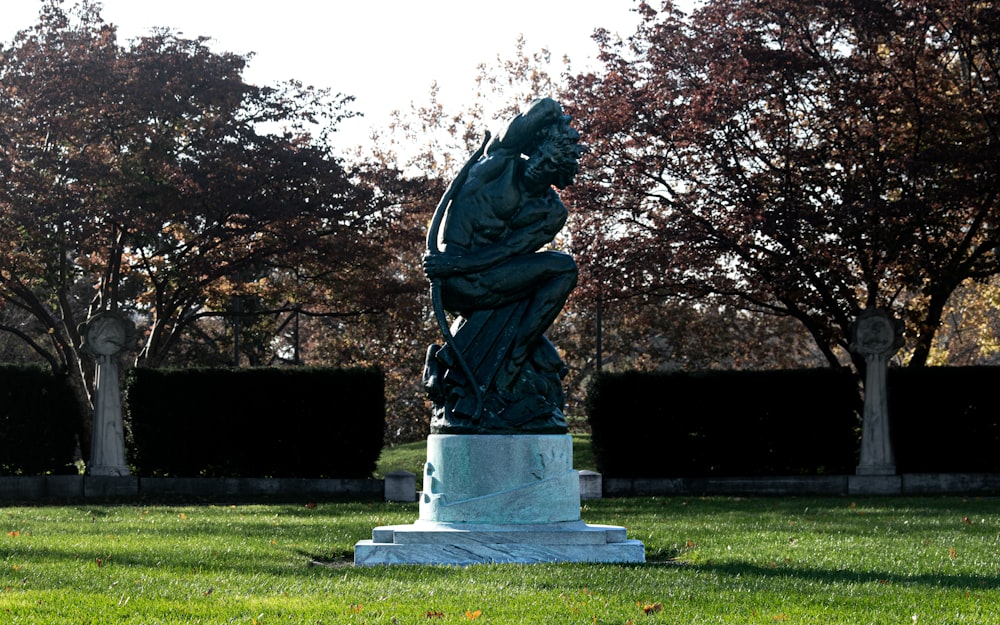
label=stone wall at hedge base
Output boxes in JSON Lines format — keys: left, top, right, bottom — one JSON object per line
{"left": 0, "top": 476, "right": 383, "bottom": 501}
{"left": 4, "top": 472, "right": 1000, "bottom": 502}
{"left": 601, "top": 473, "right": 1000, "bottom": 497}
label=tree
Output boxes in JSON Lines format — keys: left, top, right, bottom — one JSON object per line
{"left": 563, "top": 0, "right": 1000, "bottom": 371}
{"left": 924, "top": 274, "right": 1000, "bottom": 366}
{"left": 0, "top": 1, "right": 387, "bottom": 455}
{"left": 360, "top": 35, "right": 572, "bottom": 179}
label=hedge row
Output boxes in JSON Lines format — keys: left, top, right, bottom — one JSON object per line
{"left": 888, "top": 366, "right": 1000, "bottom": 473}
{"left": 124, "top": 367, "right": 385, "bottom": 478}
{"left": 588, "top": 367, "right": 1000, "bottom": 477}
{"left": 0, "top": 366, "right": 79, "bottom": 476}
{"left": 6, "top": 362, "right": 996, "bottom": 479}
{"left": 587, "top": 368, "right": 863, "bottom": 478}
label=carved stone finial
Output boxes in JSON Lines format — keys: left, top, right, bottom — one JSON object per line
{"left": 849, "top": 307, "right": 904, "bottom": 359}
{"left": 80, "top": 310, "right": 136, "bottom": 359}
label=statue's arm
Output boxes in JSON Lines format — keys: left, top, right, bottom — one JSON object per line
{"left": 424, "top": 211, "right": 556, "bottom": 279}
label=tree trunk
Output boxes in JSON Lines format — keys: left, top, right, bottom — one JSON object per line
{"left": 907, "top": 289, "right": 950, "bottom": 368}
{"left": 63, "top": 349, "right": 95, "bottom": 466}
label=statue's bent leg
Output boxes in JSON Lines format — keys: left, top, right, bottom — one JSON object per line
{"left": 438, "top": 250, "right": 577, "bottom": 409}
{"left": 441, "top": 251, "right": 577, "bottom": 315}
{"left": 509, "top": 258, "right": 577, "bottom": 370}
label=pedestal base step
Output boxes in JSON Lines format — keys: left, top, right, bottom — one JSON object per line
{"left": 354, "top": 520, "right": 645, "bottom": 566}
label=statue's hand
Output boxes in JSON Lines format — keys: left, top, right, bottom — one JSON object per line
{"left": 423, "top": 253, "right": 465, "bottom": 279}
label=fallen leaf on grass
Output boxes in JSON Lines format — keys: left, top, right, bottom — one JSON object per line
{"left": 642, "top": 603, "right": 663, "bottom": 615}
{"left": 6, "top": 531, "right": 20, "bottom": 537}
{"left": 465, "top": 609, "right": 482, "bottom": 620}
{"left": 426, "top": 610, "right": 445, "bottom": 618}
{"left": 949, "top": 547, "right": 958, "bottom": 560}
{"left": 773, "top": 614, "right": 789, "bottom": 621}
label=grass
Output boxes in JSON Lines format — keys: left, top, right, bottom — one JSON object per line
{"left": 376, "top": 433, "right": 597, "bottom": 488}
{"left": 2, "top": 497, "right": 998, "bottom": 623}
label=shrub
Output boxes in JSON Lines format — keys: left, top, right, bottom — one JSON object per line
{"left": 888, "top": 366, "right": 1000, "bottom": 473}
{"left": 0, "top": 365, "right": 79, "bottom": 475}
{"left": 587, "top": 368, "right": 861, "bottom": 477}
{"left": 125, "top": 367, "right": 384, "bottom": 478}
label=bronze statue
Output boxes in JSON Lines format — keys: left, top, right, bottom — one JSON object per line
{"left": 422, "top": 98, "right": 583, "bottom": 434}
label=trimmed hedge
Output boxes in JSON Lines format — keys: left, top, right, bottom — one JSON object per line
{"left": 125, "top": 367, "right": 384, "bottom": 478}
{"left": 587, "top": 368, "right": 861, "bottom": 478}
{"left": 888, "top": 366, "right": 1000, "bottom": 473}
{"left": 0, "top": 366, "right": 79, "bottom": 476}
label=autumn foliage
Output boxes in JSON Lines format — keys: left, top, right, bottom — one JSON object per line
{"left": 0, "top": 2, "right": 406, "bottom": 449}
{"left": 564, "top": 0, "right": 1000, "bottom": 370}
{"left": 5, "top": 0, "right": 1000, "bottom": 453}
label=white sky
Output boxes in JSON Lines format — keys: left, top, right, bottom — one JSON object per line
{"left": 3, "top": 0, "right": 651, "bottom": 151}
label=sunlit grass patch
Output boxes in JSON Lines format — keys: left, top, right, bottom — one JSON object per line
{"left": 1, "top": 497, "right": 998, "bottom": 623}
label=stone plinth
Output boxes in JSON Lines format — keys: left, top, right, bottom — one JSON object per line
{"left": 848, "top": 475, "right": 903, "bottom": 495}
{"left": 355, "top": 520, "right": 644, "bottom": 566}
{"left": 385, "top": 470, "right": 417, "bottom": 502}
{"left": 578, "top": 470, "right": 603, "bottom": 500}
{"left": 354, "top": 434, "right": 644, "bottom": 565}
{"left": 420, "top": 434, "right": 580, "bottom": 524}
{"left": 83, "top": 476, "right": 139, "bottom": 498}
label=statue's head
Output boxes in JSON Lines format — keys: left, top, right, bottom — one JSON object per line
{"left": 490, "top": 98, "right": 584, "bottom": 191}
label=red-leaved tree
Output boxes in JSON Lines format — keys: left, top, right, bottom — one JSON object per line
{"left": 564, "top": 0, "right": 1000, "bottom": 370}
{"left": 0, "top": 1, "right": 393, "bottom": 454}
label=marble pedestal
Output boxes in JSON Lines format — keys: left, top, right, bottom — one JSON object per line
{"left": 354, "top": 434, "right": 644, "bottom": 566}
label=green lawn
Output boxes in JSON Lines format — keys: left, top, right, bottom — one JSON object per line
{"left": 2, "top": 497, "right": 998, "bottom": 623}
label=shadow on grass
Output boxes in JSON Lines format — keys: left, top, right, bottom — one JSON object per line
{"left": 692, "top": 559, "right": 1000, "bottom": 591}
